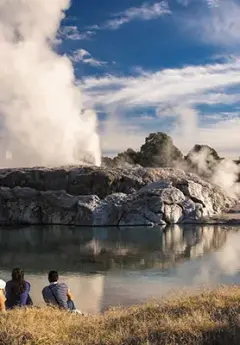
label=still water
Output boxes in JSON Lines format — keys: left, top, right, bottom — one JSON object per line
{"left": 0, "top": 225, "right": 239, "bottom": 314}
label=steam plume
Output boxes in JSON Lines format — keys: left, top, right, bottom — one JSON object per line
{"left": 173, "top": 106, "right": 240, "bottom": 199}
{"left": 0, "top": 0, "right": 101, "bottom": 167}
{"left": 211, "top": 159, "right": 240, "bottom": 199}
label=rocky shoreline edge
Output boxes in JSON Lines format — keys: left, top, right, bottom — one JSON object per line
{"left": 0, "top": 166, "right": 238, "bottom": 227}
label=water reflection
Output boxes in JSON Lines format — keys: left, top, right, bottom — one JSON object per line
{"left": 0, "top": 225, "right": 228, "bottom": 271}
{"left": 0, "top": 225, "right": 239, "bottom": 314}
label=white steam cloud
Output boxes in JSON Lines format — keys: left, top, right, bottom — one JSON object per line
{"left": 173, "top": 106, "right": 240, "bottom": 199}
{"left": 0, "top": 0, "right": 101, "bottom": 167}
{"left": 183, "top": 145, "right": 240, "bottom": 199}
{"left": 211, "top": 159, "right": 240, "bottom": 199}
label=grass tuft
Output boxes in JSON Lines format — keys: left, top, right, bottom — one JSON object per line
{"left": 0, "top": 286, "right": 239, "bottom": 345}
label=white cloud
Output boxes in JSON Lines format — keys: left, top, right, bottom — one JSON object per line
{"left": 70, "top": 49, "right": 107, "bottom": 67}
{"left": 81, "top": 60, "right": 240, "bottom": 108}
{"left": 100, "top": 119, "right": 148, "bottom": 153}
{"left": 59, "top": 25, "right": 94, "bottom": 40}
{"left": 171, "top": 107, "right": 240, "bottom": 156}
{"left": 80, "top": 60, "right": 240, "bottom": 158}
{"left": 174, "top": 117, "right": 240, "bottom": 157}
{"left": 99, "top": 113, "right": 240, "bottom": 159}
{"left": 90, "top": 1, "right": 171, "bottom": 31}
{"left": 99, "top": 111, "right": 240, "bottom": 159}
{"left": 176, "top": 0, "right": 192, "bottom": 6}
{"left": 205, "top": 0, "right": 221, "bottom": 8}
{"left": 197, "top": 118, "right": 240, "bottom": 155}
{"left": 186, "top": 0, "right": 240, "bottom": 48}
{"left": 177, "top": 0, "right": 221, "bottom": 8}
{"left": 200, "top": 111, "right": 240, "bottom": 122}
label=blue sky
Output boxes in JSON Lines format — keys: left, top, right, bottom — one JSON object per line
{"left": 59, "top": 0, "right": 240, "bottom": 158}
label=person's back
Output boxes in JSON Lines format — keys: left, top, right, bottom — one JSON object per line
{"left": 5, "top": 268, "right": 31, "bottom": 309}
{"left": 42, "top": 270, "right": 75, "bottom": 310}
{"left": 42, "top": 281, "right": 69, "bottom": 309}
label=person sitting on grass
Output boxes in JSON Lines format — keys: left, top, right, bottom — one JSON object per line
{"left": 5, "top": 268, "right": 33, "bottom": 309}
{"left": 0, "top": 279, "right": 6, "bottom": 313}
{"left": 42, "top": 270, "right": 81, "bottom": 313}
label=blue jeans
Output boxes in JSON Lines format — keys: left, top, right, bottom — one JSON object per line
{"left": 67, "top": 300, "right": 76, "bottom": 311}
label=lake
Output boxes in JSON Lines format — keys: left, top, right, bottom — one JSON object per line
{"left": 0, "top": 224, "right": 239, "bottom": 314}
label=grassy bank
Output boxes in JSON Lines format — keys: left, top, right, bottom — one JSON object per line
{"left": 0, "top": 286, "right": 239, "bottom": 345}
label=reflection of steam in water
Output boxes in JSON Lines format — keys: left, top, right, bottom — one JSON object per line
{"left": 163, "top": 225, "right": 227, "bottom": 262}
{"left": 0, "top": 225, "right": 239, "bottom": 314}
{"left": 0, "top": 225, "right": 228, "bottom": 271}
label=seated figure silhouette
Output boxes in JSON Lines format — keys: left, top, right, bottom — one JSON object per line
{"left": 5, "top": 268, "right": 33, "bottom": 309}
{"left": 42, "top": 270, "right": 81, "bottom": 313}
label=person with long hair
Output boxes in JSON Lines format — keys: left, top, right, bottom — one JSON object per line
{"left": 5, "top": 268, "right": 32, "bottom": 309}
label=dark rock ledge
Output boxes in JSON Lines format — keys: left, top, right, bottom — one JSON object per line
{"left": 0, "top": 166, "right": 236, "bottom": 226}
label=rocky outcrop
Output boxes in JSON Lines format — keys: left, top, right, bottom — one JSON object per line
{"left": 101, "top": 133, "right": 239, "bottom": 190}
{"left": 102, "top": 132, "right": 183, "bottom": 168}
{"left": 113, "top": 149, "right": 141, "bottom": 166}
{"left": 0, "top": 166, "right": 235, "bottom": 226}
{"left": 0, "top": 187, "right": 101, "bottom": 226}
{"left": 102, "top": 149, "right": 141, "bottom": 168}
{"left": 235, "top": 158, "right": 240, "bottom": 183}
{"left": 184, "top": 144, "right": 223, "bottom": 178}
{"left": 138, "top": 132, "right": 183, "bottom": 167}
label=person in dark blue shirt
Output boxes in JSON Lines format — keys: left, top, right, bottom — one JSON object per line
{"left": 5, "top": 268, "right": 33, "bottom": 309}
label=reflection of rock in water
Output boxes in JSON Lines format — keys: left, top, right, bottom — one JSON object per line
{"left": 0, "top": 225, "right": 228, "bottom": 271}
{"left": 163, "top": 225, "right": 227, "bottom": 263}
{"left": 0, "top": 225, "right": 236, "bottom": 314}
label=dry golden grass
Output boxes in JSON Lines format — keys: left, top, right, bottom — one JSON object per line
{"left": 0, "top": 286, "right": 239, "bottom": 345}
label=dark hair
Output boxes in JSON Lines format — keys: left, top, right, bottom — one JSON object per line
{"left": 11, "top": 268, "right": 26, "bottom": 295}
{"left": 48, "top": 270, "right": 59, "bottom": 283}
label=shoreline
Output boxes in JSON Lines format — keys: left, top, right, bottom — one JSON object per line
{"left": 0, "top": 218, "right": 239, "bottom": 227}
{"left": 0, "top": 286, "right": 239, "bottom": 345}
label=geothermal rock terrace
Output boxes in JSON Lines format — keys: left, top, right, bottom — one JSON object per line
{"left": 0, "top": 166, "right": 235, "bottom": 226}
